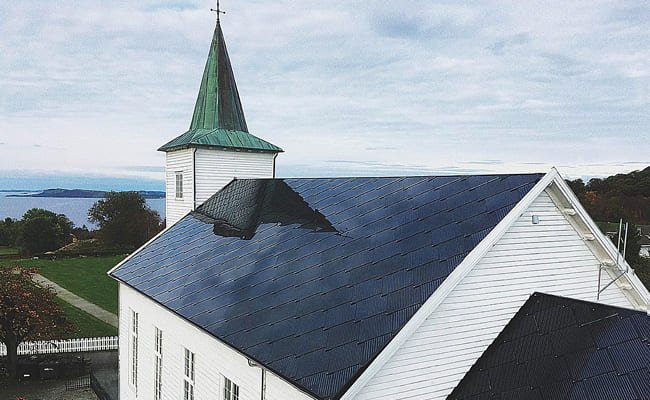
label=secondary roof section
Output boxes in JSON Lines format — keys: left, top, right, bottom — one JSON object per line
{"left": 110, "top": 174, "right": 543, "bottom": 399}
{"left": 159, "top": 22, "right": 282, "bottom": 153}
{"left": 449, "top": 293, "right": 650, "bottom": 400}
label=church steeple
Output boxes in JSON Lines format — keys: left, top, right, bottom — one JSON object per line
{"left": 190, "top": 22, "right": 248, "bottom": 133}
{"left": 160, "top": 16, "right": 281, "bottom": 226}
{"left": 158, "top": 21, "right": 281, "bottom": 153}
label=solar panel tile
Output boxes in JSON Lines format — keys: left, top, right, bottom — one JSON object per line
{"left": 450, "top": 293, "right": 650, "bottom": 400}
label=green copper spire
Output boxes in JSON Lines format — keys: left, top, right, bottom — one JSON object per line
{"left": 159, "top": 22, "right": 282, "bottom": 153}
{"left": 190, "top": 22, "right": 247, "bottom": 132}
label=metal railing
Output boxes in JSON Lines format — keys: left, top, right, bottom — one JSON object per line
{"left": 66, "top": 374, "right": 91, "bottom": 391}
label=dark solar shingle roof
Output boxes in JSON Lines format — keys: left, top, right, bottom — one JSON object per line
{"left": 110, "top": 174, "right": 543, "bottom": 399}
{"left": 449, "top": 293, "right": 650, "bottom": 400}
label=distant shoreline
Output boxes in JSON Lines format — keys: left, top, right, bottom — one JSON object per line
{"left": 7, "top": 188, "right": 165, "bottom": 199}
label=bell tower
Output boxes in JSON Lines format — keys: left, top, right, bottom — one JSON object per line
{"left": 159, "top": 18, "right": 282, "bottom": 226}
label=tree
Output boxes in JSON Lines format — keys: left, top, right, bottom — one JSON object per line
{"left": 566, "top": 167, "right": 650, "bottom": 225}
{"left": 0, "top": 217, "right": 18, "bottom": 246}
{"left": 15, "top": 209, "right": 74, "bottom": 256}
{"left": 0, "top": 267, "right": 74, "bottom": 378}
{"left": 72, "top": 225, "right": 96, "bottom": 241}
{"left": 89, "top": 191, "right": 163, "bottom": 248}
{"left": 566, "top": 178, "right": 586, "bottom": 198}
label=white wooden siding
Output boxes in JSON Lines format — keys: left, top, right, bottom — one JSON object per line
{"left": 194, "top": 148, "right": 275, "bottom": 205}
{"left": 165, "top": 148, "right": 275, "bottom": 226}
{"left": 118, "top": 284, "right": 314, "bottom": 400}
{"left": 165, "top": 149, "right": 194, "bottom": 226}
{"left": 353, "top": 191, "right": 635, "bottom": 400}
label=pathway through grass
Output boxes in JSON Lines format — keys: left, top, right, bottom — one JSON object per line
{"left": 16, "top": 255, "right": 125, "bottom": 314}
{"left": 55, "top": 298, "right": 118, "bottom": 338}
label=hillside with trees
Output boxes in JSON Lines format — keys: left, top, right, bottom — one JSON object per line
{"left": 567, "top": 166, "right": 650, "bottom": 225}
{"left": 567, "top": 167, "right": 650, "bottom": 287}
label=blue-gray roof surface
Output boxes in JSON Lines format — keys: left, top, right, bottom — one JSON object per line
{"left": 449, "top": 293, "right": 650, "bottom": 400}
{"left": 110, "top": 174, "right": 543, "bottom": 399}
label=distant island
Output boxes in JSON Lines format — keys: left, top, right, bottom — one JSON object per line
{"left": 9, "top": 188, "right": 166, "bottom": 199}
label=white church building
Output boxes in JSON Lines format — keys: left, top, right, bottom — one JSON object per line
{"left": 109, "top": 18, "right": 650, "bottom": 400}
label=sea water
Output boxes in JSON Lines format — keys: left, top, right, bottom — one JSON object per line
{"left": 0, "top": 192, "right": 166, "bottom": 228}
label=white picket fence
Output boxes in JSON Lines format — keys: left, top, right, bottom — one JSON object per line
{"left": 0, "top": 336, "right": 118, "bottom": 356}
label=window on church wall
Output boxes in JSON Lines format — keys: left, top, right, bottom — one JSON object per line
{"left": 175, "top": 173, "right": 184, "bottom": 199}
{"left": 130, "top": 310, "right": 139, "bottom": 392}
{"left": 223, "top": 376, "right": 239, "bottom": 400}
{"left": 154, "top": 327, "right": 163, "bottom": 400}
{"left": 183, "top": 348, "right": 195, "bottom": 400}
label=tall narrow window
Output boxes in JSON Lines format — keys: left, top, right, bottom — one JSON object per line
{"left": 223, "top": 376, "right": 239, "bottom": 400}
{"left": 183, "top": 348, "right": 195, "bottom": 400}
{"left": 175, "top": 173, "right": 184, "bottom": 199}
{"left": 154, "top": 327, "right": 163, "bottom": 400}
{"left": 130, "top": 310, "right": 139, "bottom": 391}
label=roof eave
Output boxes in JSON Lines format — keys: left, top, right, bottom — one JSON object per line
{"left": 157, "top": 145, "right": 188, "bottom": 152}
{"left": 158, "top": 143, "right": 283, "bottom": 153}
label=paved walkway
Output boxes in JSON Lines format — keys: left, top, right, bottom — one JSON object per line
{"left": 32, "top": 274, "right": 118, "bottom": 328}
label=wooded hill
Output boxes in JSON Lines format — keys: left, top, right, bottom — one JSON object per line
{"left": 568, "top": 166, "right": 650, "bottom": 225}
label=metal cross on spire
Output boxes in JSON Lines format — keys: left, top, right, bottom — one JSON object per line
{"left": 210, "top": 0, "right": 226, "bottom": 23}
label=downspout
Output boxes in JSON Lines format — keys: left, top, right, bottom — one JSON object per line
{"left": 272, "top": 153, "right": 278, "bottom": 178}
{"left": 247, "top": 359, "right": 266, "bottom": 400}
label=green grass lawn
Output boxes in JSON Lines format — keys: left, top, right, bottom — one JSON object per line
{"left": 14, "top": 255, "right": 125, "bottom": 314}
{"left": 54, "top": 298, "right": 118, "bottom": 339}
{"left": 0, "top": 246, "right": 18, "bottom": 255}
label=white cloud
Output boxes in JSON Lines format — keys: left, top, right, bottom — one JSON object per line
{"left": 0, "top": 0, "right": 648, "bottom": 186}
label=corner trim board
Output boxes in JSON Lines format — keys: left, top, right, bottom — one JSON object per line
{"left": 193, "top": 148, "right": 197, "bottom": 210}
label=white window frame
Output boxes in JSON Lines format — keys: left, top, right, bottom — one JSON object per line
{"left": 223, "top": 376, "right": 239, "bottom": 400}
{"left": 130, "top": 310, "right": 139, "bottom": 393}
{"left": 154, "top": 327, "right": 163, "bottom": 400}
{"left": 183, "top": 348, "right": 195, "bottom": 400}
{"left": 175, "top": 172, "right": 184, "bottom": 199}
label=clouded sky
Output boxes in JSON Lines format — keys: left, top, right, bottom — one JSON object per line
{"left": 0, "top": 1, "right": 648, "bottom": 189}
